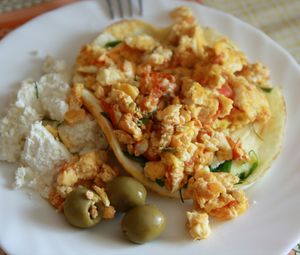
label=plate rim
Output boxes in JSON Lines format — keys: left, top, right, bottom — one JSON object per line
{"left": 0, "top": 0, "right": 299, "bottom": 254}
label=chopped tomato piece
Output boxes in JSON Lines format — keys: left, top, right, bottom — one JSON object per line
{"left": 139, "top": 95, "right": 159, "bottom": 112}
{"left": 151, "top": 72, "right": 176, "bottom": 97}
{"left": 99, "top": 99, "right": 118, "bottom": 127}
{"left": 218, "top": 84, "right": 234, "bottom": 99}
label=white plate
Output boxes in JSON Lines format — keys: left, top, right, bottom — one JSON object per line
{"left": 0, "top": 0, "right": 299, "bottom": 254}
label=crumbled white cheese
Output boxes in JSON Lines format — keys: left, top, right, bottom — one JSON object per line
{"left": 14, "top": 166, "right": 51, "bottom": 198}
{"left": 42, "top": 55, "right": 71, "bottom": 82}
{"left": 16, "top": 122, "right": 71, "bottom": 198}
{"left": 39, "top": 56, "right": 71, "bottom": 121}
{"left": 0, "top": 56, "right": 71, "bottom": 197}
{"left": 58, "top": 115, "right": 108, "bottom": 154}
{"left": 0, "top": 57, "right": 70, "bottom": 162}
{"left": 15, "top": 79, "right": 43, "bottom": 112}
{"left": 0, "top": 106, "right": 42, "bottom": 162}
{"left": 39, "top": 73, "right": 70, "bottom": 122}
{"left": 21, "top": 121, "right": 71, "bottom": 174}
{"left": 14, "top": 166, "right": 35, "bottom": 189}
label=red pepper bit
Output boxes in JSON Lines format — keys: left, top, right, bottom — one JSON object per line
{"left": 218, "top": 84, "right": 234, "bottom": 99}
{"left": 99, "top": 98, "right": 118, "bottom": 127}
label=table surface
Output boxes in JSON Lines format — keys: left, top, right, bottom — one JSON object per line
{"left": 0, "top": 0, "right": 299, "bottom": 254}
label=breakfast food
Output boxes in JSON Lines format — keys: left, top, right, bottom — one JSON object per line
{"left": 0, "top": 54, "right": 165, "bottom": 241}
{"left": 72, "top": 6, "right": 285, "bottom": 239}
{"left": 0, "top": 5, "right": 286, "bottom": 243}
{"left": 186, "top": 210, "right": 211, "bottom": 240}
{"left": 0, "top": 56, "right": 109, "bottom": 199}
{"left": 48, "top": 150, "right": 118, "bottom": 210}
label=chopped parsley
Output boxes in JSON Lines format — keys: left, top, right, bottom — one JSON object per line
{"left": 137, "top": 117, "right": 150, "bottom": 126}
{"left": 144, "top": 111, "right": 155, "bottom": 119}
{"left": 161, "top": 147, "right": 177, "bottom": 153}
{"left": 259, "top": 87, "right": 273, "bottom": 93}
{"left": 179, "top": 188, "right": 184, "bottom": 203}
{"left": 137, "top": 111, "right": 155, "bottom": 127}
{"left": 100, "top": 112, "right": 110, "bottom": 121}
{"left": 34, "top": 82, "right": 39, "bottom": 99}
{"left": 105, "top": 40, "right": 122, "bottom": 48}
{"left": 155, "top": 178, "right": 165, "bottom": 187}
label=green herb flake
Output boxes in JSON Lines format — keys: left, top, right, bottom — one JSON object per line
{"left": 210, "top": 160, "right": 232, "bottom": 173}
{"left": 145, "top": 111, "right": 155, "bottom": 119}
{"left": 179, "top": 188, "right": 184, "bottom": 204}
{"left": 34, "top": 82, "right": 39, "bottom": 99}
{"left": 161, "top": 147, "right": 177, "bottom": 153}
{"left": 155, "top": 178, "right": 165, "bottom": 187}
{"left": 100, "top": 111, "right": 110, "bottom": 120}
{"left": 137, "top": 112, "right": 155, "bottom": 127}
{"left": 137, "top": 117, "right": 149, "bottom": 126}
{"left": 105, "top": 40, "right": 122, "bottom": 48}
{"left": 259, "top": 86, "right": 273, "bottom": 93}
{"left": 124, "top": 151, "right": 148, "bottom": 168}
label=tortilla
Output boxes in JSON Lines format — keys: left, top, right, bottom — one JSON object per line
{"left": 78, "top": 18, "right": 286, "bottom": 199}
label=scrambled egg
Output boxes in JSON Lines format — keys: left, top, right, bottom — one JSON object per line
{"left": 185, "top": 169, "right": 248, "bottom": 220}
{"left": 186, "top": 211, "right": 211, "bottom": 240}
{"left": 49, "top": 150, "right": 118, "bottom": 217}
{"left": 71, "top": 6, "right": 274, "bottom": 240}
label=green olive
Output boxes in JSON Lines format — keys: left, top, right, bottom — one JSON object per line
{"left": 121, "top": 204, "right": 166, "bottom": 244}
{"left": 106, "top": 176, "right": 147, "bottom": 212}
{"left": 63, "top": 186, "right": 103, "bottom": 228}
